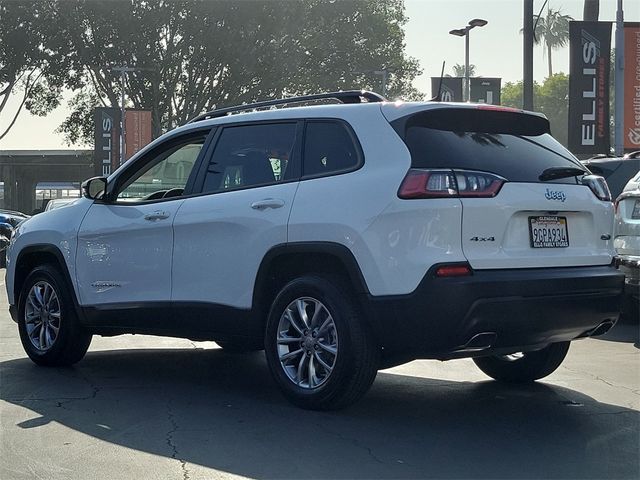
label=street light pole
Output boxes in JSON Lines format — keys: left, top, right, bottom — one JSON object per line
{"left": 111, "top": 66, "right": 140, "bottom": 165}
{"left": 523, "top": 0, "right": 534, "bottom": 111}
{"left": 449, "top": 18, "right": 487, "bottom": 102}
{"left": 614, "top": 0, "right": 625, "bottom": 156}
{"left": 465, "top": 30, "right": 470, "bottom": 102}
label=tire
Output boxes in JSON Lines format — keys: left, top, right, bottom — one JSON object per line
{"left": 473, "top": 341, "right": 570, "bottom": 383}
{"left": 264, "top": 275, "right": 379, "bottom": 410}
{"left": 0, "top": 250, "right": 6, "bottom": 268}
{"left": 17, "top": 264, "right": 92, "bottom": 366}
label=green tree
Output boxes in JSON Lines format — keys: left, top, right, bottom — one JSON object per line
{"left": 536, "top": 73, "right": 570, "bottom": 146}
{"left": 0, "top": 2, "right": 68, "bottom": 140}
{"left": 501, "top": 74, "right": 569, "bottom": 146}
{"left": 528, "top": 7, "right": 573, "bottom": 79}
{"left": 32, "top": 0, "right": 421, "bottom": 145}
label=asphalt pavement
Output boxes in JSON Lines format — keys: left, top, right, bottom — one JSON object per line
{"left": 0, "top": 271, "right": 638, "bottom": 479}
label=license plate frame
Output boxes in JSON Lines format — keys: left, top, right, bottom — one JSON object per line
{"left": 528, "top": 215, "right": 569, "bottom": 248}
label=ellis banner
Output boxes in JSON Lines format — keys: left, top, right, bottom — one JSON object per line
{"left": 93, "top": 108, "right": 120, "bottom": 177}
{"left": 568, "top": 21, "right": 612, "bottom": 155}
{"left": 624, "top": 23, "right": 640, "bottom": 151}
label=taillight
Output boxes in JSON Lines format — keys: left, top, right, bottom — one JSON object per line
{"left": 435, "top": 264, "right": 473, "bottom": 277}
{"left": 581, "top": 175, "right": 611, "bottom": 202}
{"left": 397, "top": 170, "right": 456, "bottom": 198}
{"left": 398, "top": 169, "right": 505, "bottom": 199}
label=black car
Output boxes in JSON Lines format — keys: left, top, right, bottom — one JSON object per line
{"left": 0, "top": 210, "right": 30, "bottom": 268}
{"left": 581, "top": 152, "right": 640, "bottom": 199}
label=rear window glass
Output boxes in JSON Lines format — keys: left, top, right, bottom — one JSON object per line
{"left": 397, "top": 109, "right": 585, "bottom": 184}
{"left": 202, "top": 123, "right": 297, "bottom": 193}
{"left": 303, "top": 121, "right": 360, "bottom": 176}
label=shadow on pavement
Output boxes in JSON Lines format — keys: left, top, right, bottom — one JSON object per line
{"left": 597, "top": 322, "right": 640, "bottom": 348}
{"left": 1, "top": 348, "right": 638, "bottom": 479}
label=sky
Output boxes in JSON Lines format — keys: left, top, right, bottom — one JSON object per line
{"left": 0, "top": 0, "right": 636, "bottom": 150}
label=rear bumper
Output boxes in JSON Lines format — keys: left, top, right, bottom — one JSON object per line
{"left": 365, "top": 265, "right": 624, "bottom": 365}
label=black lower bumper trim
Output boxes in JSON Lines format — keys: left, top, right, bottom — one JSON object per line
{"left": 365, "top": 265, "right": 624, "bottom": 365}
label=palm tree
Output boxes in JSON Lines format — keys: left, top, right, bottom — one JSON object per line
{"left": 452, "top": 63, "right": 476, "bottom": 77}
{"left": 531, "top": 8, "right": 574, "bottom": 78}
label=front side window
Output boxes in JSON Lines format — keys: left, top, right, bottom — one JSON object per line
{"left": 202, "top": 123, "right": 297, "bottom": 193}
{"left": 117, "top": 134, "right": 207, "bottom": 202}
{"left": 303, "top": 121, "right": 360, "bottom": 177}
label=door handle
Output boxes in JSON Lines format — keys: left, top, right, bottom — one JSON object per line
{"left": 251, "top": 199, "right": 285, "bottom": 210}
{"left": 144, "top": 211, "right": 170, "bottom": 221}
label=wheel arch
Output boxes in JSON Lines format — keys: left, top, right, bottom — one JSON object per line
{"left": 14, "top": 245, "right": 82, "bottom": 318}
{"left": 251, "top": 242, "right": 371, "bottom": 335}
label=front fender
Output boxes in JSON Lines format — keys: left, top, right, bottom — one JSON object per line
{"left": 6, "top": 198, "right": 93, "bottom": 305}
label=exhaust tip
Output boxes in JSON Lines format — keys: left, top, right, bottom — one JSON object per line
{"left": 588, "top": 320, "right": 616, "bottom": 337}
{"left": 463, "top": 332, "right": 497, "bottom": 350}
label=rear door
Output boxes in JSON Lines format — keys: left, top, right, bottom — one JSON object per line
{"left": 396, "top": 106, "right": 614, "bottom": 269}
{"left": 170, "top": 121, "right": 301, "bottom": 337}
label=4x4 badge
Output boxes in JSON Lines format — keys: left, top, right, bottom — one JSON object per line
{"left": 545, "top": 188, "right": 566, "bottom": 202}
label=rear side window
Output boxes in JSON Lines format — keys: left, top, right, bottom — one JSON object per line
{"left": 303, "top": 121, "right": 360, "bottom": 177}
{"left": 202, "top": 123, "right": 297, "bottom": 193}
{"left": 396, "top": 109, "right": 585, "bottom": 184}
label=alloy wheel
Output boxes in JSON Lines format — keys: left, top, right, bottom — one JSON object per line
{"left": 276, "top": 297, "right": 338, "bottom": 389}
{"left": 24, "top": 281, "right": 61, "bottom": 351}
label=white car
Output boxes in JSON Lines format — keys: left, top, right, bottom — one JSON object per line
{"left": 5, "top": 91, "right": 624, "bottom": 410}
{"left": 614, "top": 170, "right": 640, "bottom": 312}
{"left": 44, "top": 197, "right": 79, "bottom": 211}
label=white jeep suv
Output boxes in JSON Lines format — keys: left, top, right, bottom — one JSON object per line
{"left": 5, "top": 91, "right": 624, "bottom": 410}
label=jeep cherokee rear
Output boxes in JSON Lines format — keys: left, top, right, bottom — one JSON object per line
{"left": 5, "top": 91, "right": 624, "bottom": 410}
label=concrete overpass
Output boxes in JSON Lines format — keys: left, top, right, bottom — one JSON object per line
{"left": 0, "top": 150, "right": 93, "bottom": 213}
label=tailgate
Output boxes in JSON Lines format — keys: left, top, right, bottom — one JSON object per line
{"left": 461, "top": 182, "right": 614, "bottom": 269}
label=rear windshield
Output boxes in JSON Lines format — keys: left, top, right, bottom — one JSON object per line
{"left": 394, "top": 109, "right": 585, "bottom": 184}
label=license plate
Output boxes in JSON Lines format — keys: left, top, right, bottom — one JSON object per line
{"left": 529, "top": 216, "right": 569, "bottom": 248}
{"left": 632, "top": 200, "right": 640, "bottom": 220}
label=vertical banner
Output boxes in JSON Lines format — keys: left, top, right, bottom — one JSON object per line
{"left": 624, "top": 23, "right": 640, "bottom": 151}
{"left": 469, "top": 78, "right": 502, "bottom": 105}
{"left": 431, "top": 77, "right": 463, "bottom": 102}
{"left": 568, "top": 21, "right": 612, "bottom": 155}
{"left": 93, "top": 108, "right": 121, "bottom": 177}
{"left": 125, "top": 110, "right": 153, "bottom": 160}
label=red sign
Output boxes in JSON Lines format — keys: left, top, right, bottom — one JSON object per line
{"left": 125, "top": 110, "right": 153, "bottom": 160}
{"left": 624, "top": 23, "right": 640, "bottom": 151}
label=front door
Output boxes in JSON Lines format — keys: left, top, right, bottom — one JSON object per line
{"left": 76, "top": 130, "right": 211, "bottom": 329}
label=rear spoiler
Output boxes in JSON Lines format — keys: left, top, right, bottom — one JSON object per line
{"left": 386, "top": 104, "right": 550, "bottom": 137}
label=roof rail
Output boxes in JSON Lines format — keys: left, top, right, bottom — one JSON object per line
{"left": 186, "top": 90, "right": 386, "bottom": 124}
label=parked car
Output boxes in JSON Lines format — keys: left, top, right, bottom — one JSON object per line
{"left": 4, "top": 91, "right": 624, "bottom": 410}
{"left": 614, "top": 170, "right": 640, "bottom": 320}
{"left": 581, "top": 152, "right": 640, "bottom": 199}
{"left": 0, "top": 223, "right": 11, "bottom": 268}
{"left": 0, "top": 210, "right": 30, "bottom": 268}
{"left": 44, "top": 198, "right": 80, "bottom": 211}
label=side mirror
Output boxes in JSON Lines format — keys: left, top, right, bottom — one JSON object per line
{"left": 82, "top": 176, "right": 108, "bottom": 200}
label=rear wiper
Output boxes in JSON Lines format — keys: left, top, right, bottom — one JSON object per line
{"left": 539, "top": 166, "right": 587, "bottom": 181}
